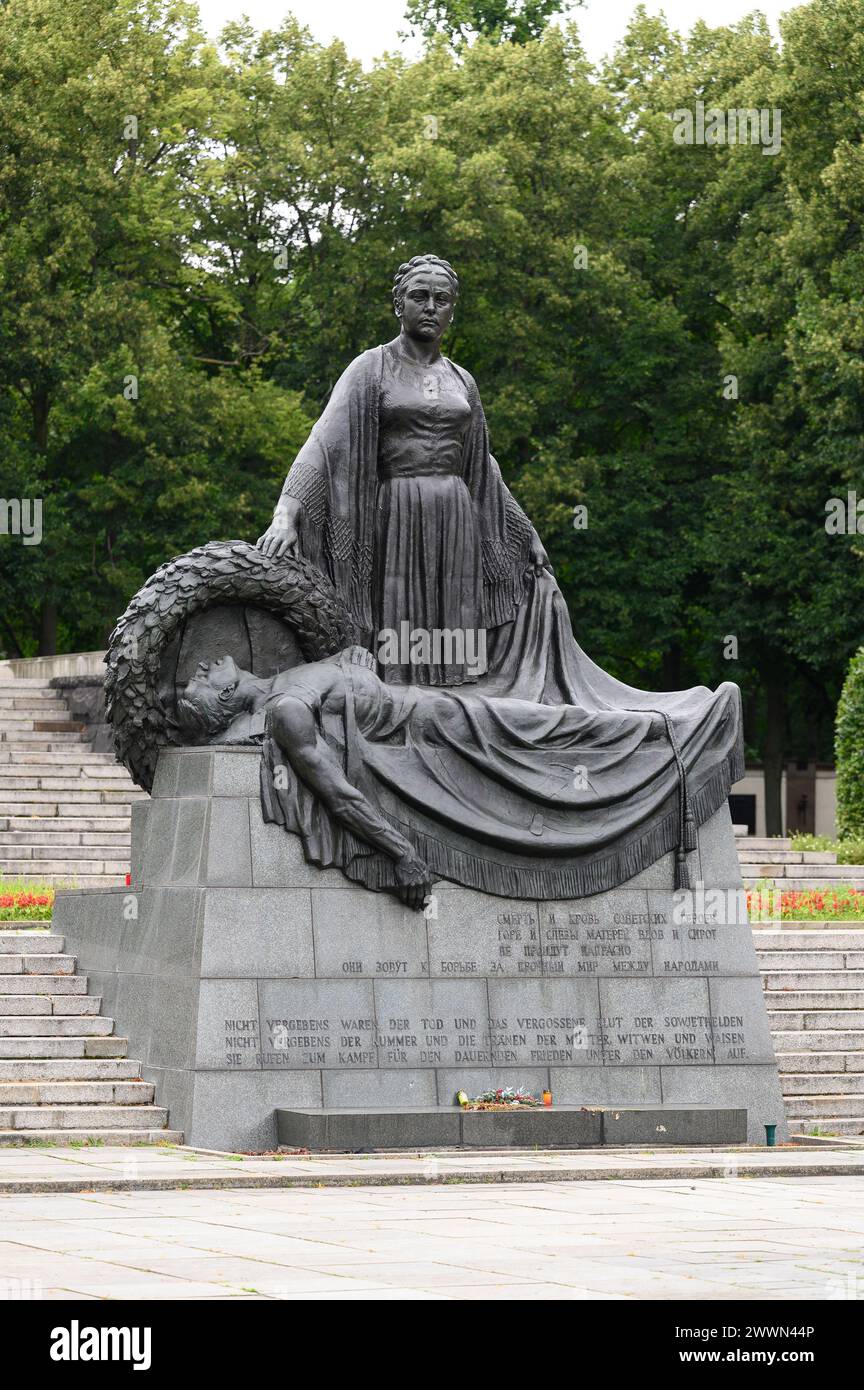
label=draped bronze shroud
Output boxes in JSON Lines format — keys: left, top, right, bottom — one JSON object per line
{"left": 265, "top": 343, "right": 744, "bottom": 900}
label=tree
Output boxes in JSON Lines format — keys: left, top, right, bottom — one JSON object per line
{"left": 836, "top": 649, "right": 864, "bottom": 839}
{"left": 0, "top": 0, "right": 218, "bottom": 651}
{"left": 403, "top": 0, "right": 575, "bottom": 47}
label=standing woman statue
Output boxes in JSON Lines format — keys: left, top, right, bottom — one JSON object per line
{"left": 257, "top": 254, "right": 549, "bottom": 685}
{"left": 256, "top": 254, "right": 744, "bottom": 892}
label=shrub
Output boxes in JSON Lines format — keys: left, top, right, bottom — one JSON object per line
{"left": 836, "top": 648, "right": 864, "bottom": 839}
{"left": 790, "top": 833, "right": 864, "bottom": 864}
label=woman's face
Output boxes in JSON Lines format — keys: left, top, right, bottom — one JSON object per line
{"left": 398, "top": 269, "right": 455, "bottom": 343}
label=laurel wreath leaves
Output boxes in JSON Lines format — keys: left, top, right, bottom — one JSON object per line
{"left": 104, "top": 540, "right": 354, "bottom": 791}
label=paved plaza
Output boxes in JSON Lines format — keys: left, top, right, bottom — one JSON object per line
{"left": 0, "top": 1149, "right": 862, "bottom": 1300}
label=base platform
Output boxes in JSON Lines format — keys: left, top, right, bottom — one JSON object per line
{"left": 276, "top": 1104, "right": 748, "bottom": 1151}
{"left": 53, "top": 745, "right": 788, "bottom": 1152}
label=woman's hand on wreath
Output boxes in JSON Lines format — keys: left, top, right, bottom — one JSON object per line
{"left": 257, "top": 503, "right": 301, "bottom": 559}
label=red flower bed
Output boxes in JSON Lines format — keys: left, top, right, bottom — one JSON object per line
{"left": 747, "top": 887, "right": 864, "bottom": 921}
{"left": 0, "top": 888, "right": 55, "bottom": 921}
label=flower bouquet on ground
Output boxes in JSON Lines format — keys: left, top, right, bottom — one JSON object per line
{"left": 456, "top": 1086, "right": 542, "bottom": 1111}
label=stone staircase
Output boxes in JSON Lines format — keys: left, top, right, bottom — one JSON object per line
{"left": 738, "top": 836, "right": 864, "bottom": 891}
{"left": 754, "top": 921, "right": 864, "bottom": 1138}
{"left": 0, "top": 928, "right": 181, "bottom": 1145}
{"left": 0, "top": 676, "right": 144, "bottom": 887}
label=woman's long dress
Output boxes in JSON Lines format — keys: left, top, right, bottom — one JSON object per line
{"left": 374, "top": 343, "right": 482, "bottom": 685}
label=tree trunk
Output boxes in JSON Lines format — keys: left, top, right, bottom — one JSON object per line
{"left": 32, "top": 385, "right": 54, "bottom": 655}
{"left": 38, "top": 601, "right": 57, "bottom": 657}
{"left": 661, "top": 642, "right": 682, "bottom": 691}
{"left": 763, "top": 659, "right": 786, "bottom": 837}
{"left": 30, "top": 388, "right": 49, "bottom": 452}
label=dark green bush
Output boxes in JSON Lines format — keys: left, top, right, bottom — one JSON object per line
{"left": 836, "top": 648, "right": 864, "bottom": 839}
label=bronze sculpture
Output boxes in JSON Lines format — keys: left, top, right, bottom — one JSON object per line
{"left": 173, "top": 644, "right": 741, "bottom": 907}
{"left": 106, "top": 256, "right": 744, "bottom": 903}
{"left": 257, "top": 254, "right": 548, "bottom": 686}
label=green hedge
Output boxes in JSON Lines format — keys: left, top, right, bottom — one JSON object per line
{"left": 836, "top": 648, "right": 864, "bottom": 839}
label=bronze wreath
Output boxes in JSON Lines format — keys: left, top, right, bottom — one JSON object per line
{"left": 104, "top": 540, "right": 354, "bottom": 792}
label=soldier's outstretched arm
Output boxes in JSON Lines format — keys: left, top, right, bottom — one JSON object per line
{"left": 268, "top": 694, "right": 431, "bottom": 908}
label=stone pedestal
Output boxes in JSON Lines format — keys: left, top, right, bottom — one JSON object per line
{"left": 54, "top": 746, "right": 788, "bottom": 1152}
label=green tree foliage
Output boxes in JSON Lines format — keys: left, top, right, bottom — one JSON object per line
{"left": 403, "top": 0, "right": 575, "bottom": 47}
{"left": 836, "top": 649, "right": 864, "bottom": 838}
{"left": 0, "top": 0, "right": 861, "bottom": 816}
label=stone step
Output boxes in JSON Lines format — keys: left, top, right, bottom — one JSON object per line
{"left": 0, "top": 775, "right": 131, "bottom": 791}
{"left": 0, "top": 1016, "right": 113, "bottom": 1037}
{"left": 781, "top": 1072, "right": 864, "bottom": 1094}
{"left": 0, "top": 750, "right": 117, "bottom": 764}
{"left": 787, "top": 1117, "right": 864, "bottom": 1136}
{"left": 0, "top": 934, "right": 64, "bottom": 953}
{"left": 0, "top": 831, "right": 130, "bottom": 848}
{"left": 0, "top": 976, "right": 87, "bottom": 996}
{"left": 763, "top": 971, "right": 864, "bottom": 990}
{"left": 0, "top": 733, "right": 86, "bottom": 745}
{"left": 3, "top": 844, "right": 130, "bottom": 862}
{"left": 751, "top": 920, "right": 864, "bottom": 931}
{"left": 0, "top": 1104, "right": 168, "bottom": 1131}
{"left": 784, "top": 1093, "right": 864, "bottom": 1118}
{"left": 0, "top": 692, "right": 67, "bottom": 706}
{"left": 767, "top": 1010, "right": 864, "bottom": 1030}
{"left": 773, "top": 1030, "right": 864, "bottom": 1052}
{"left": 0, "top": 1037, "right": 127, "bottom": 1059}
{"left": 0, "top": 787, "right": 140, "bottom": 802}
{"left": 0, "top": 697, "right": 66, "bottom": 711}
{"left": 0, "top": 772, "right": 130, "bottom": 788}
{"left": 0, "top": 1127, "right": 182, "bottom": 1147}
{"left": 0, "top": 817, "right": 130, "bottom": 834}
{"left": 0, "top": 955, "right": 75, "bottom": 976}
{"left": 0, "top": 711, "right": 76, "bottom": 725}
{"left": 0, "top": 1080, "right": 154, "bottom": 1105}
{"left": 757, "top": 932, "right": 864, "bottom": 949}
{"left": 0, "top": 858, "right": 128, "bottom": 875}
{"left": 739, "top": 850, "right": 837, "bottom": 864}
{"left": 737, "top": 838, "right": 792, "bottom": 852}
{"left": 1, "top": 802, "right": 134, "bottom": 820}
{"left": 2, "top": 874, "right": 127, "bottom": 887}
{"left": 764, "top": 991, "right": 864, "bottom": 1010}
{"left": 743, "top": 864, "right": 864, "bottom": 880}
{"left": 776, "top": 1051, "right": 864, "bottom": 1073}
{"left": 0, "top": 767, "right": 120, "bottom": 778}
{"left": 0, "top": 996, "right": 100, "bottom": 1016}
{"left": 0, "top": 678, "right": 62, "bottom": 689}
{"left": 0, "top": 1058, "right": 141, "bottom": 1081}
{"left": 758, "top": 952, "right": 864, "bottom": 971}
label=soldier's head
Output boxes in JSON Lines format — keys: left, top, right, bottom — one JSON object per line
{"left": 176, "top": 654, "right": 249, "bottom": 738}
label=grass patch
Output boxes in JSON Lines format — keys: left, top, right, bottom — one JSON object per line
{"left": 790, "top": 833, "right": 864, "bottom": 866}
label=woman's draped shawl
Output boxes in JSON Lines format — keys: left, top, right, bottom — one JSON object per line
{"left": 279, "top": 344, "right": 534, "bottom": 637}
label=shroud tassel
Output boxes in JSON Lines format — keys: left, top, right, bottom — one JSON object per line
{"left": 675, "top": 848, "right": 692, "bottom": 891}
